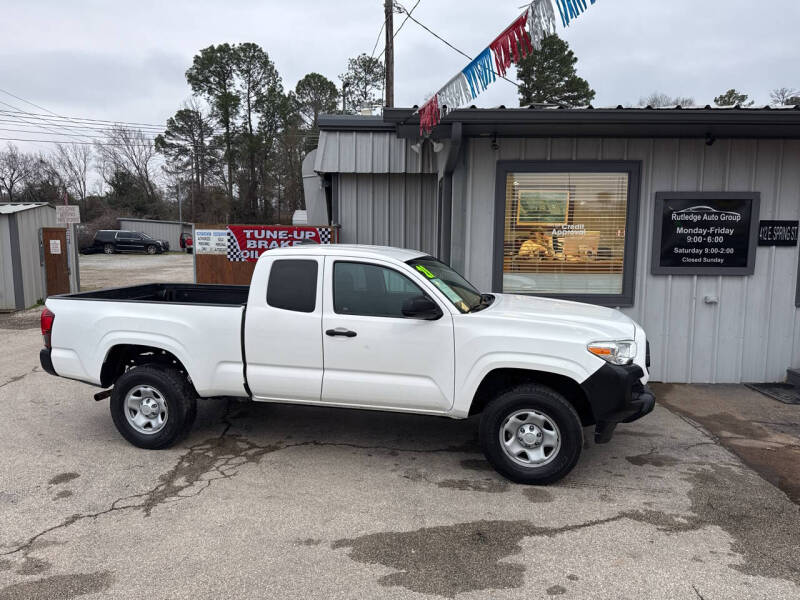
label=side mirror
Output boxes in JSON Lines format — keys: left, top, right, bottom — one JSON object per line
{"left": 402, "top": 295, "right": 443, "bottom": 320}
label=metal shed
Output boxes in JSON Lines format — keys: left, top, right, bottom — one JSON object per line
{"left": 117, "top": 218, "right": 193, "bottom": 251}
{"left": 0, "top": 203, "right": 77, "bottom": 310}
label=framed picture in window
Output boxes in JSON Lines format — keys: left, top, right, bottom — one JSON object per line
{"left": 516, "top": 190, "right": 570, "bottom": 226}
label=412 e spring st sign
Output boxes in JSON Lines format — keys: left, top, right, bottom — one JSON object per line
{"left": 651, "top": 193, "right": 760, "bottom": 276}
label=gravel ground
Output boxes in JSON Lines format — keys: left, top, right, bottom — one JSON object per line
{"left": 78, "top": 253, "right": 194, "bottom": 291}
{"left": 1, "top": 320, "right": 799, "bottom": 599}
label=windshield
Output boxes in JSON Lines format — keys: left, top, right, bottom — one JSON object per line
{"left": 140, "top": 233, "right": 153, "bottom": 240}
{"left": 406, "top": 257, "right": 487, "bottom": 314}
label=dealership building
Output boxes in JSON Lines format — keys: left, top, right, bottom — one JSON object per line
{"left": 308, "top": 106, "right": 800, "bottom": 384}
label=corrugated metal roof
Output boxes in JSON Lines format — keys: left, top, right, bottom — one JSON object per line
{"left": 318, "top": 114, "right": 395, "bottom": 131}
{"left": 117, "top": 217, "right": 191, "bottom": 226}
{"left": 378, "top": 105, "right": 800, "bottom": 140}
{"left": 0, "top": 202, "right": 52, "bottom": 215}
{"left": 314, "top": 130, "right": 437, "bottom": 175}
{"left": 521, "top": 103, "right": 800, "bottom": 111}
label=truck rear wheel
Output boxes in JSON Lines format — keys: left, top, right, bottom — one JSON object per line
{"left": 110, "top": 365, "right": 197, "bottom": 449}
{"left": 479, "top": 384, "right": 583, "bottom": 485}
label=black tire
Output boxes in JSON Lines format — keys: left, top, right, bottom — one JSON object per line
{"left": 103, "top": 243, "right": 114, "bottom": 254}
{"left": 146, "top": 245, "right": 157, "bottom": 255}
{"left": 479, "top": 384, "right": 583, "bottom": 485}
{"left": 110, "top": 365, "right": 197, "bottom": 449}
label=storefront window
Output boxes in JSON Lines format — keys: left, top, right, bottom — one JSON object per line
{"left": 494, "top": 162, "right": 640, "bottom": 306}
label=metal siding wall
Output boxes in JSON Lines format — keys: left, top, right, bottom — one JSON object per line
{"left": 338, "top": 176, "right": 359, "bottom": 244}
{"left": 337, "top": 173, "right": 438, "bottom": 254}
{"left": 315, "top": 131, "right": 436, "bottom": 175}
{"left": 118, "top": 220, "right": 184, "bottom": 251}
{"left": 15, "top": 206, "right": 61, "bottom": 307}
{"left": 456, "top": 136, "right": 800, "bottom": 383}
{"left": 0, "top": 217, "right": 15, "bottom": 310}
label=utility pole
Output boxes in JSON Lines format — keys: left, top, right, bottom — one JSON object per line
{"left": 384, "top": 0, "right": 394, "bottom": 108}
{"left": 177, "top": 179, "right": 182, "bottom": 223}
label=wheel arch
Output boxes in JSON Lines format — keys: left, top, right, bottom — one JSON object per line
{"left": 100, "top": 344, "right": 192, "bottom": 389}
{"left": 468, "top": 368, "right": 594, "bottom": 426}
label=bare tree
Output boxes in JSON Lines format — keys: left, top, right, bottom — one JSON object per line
{"left": 770, "top": 87, "right": 799, "bottom": 106}
{"left": 638, "top": 92, "right": 695, "bottom": 107}
{"left": 52, "top": 143, "right": 92, "bottom": 208}
{"left": 22, "top": 154, "right": 64, "bottom": 203}
{"left": 95, "top": 126, "right": 159, "bottom": 201}
{"left": 0, "top": 143, "right": 35, "bottom": 202}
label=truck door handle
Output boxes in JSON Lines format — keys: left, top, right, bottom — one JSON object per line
{"left": 326, "top": 328, "right": 357, "bottom": 338}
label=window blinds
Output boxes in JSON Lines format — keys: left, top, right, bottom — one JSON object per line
{"left": 503, "top": 172, "right": 629, "bottom": 295}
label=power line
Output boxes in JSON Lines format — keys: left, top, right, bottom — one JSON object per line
{"left": 395, "top": 4, "right": 521, "bottom": 88}
{"left": 0, "top": 98, "right": 95, "bottom": 145}
{"left": 0, "top": 118, "right": 162, "bottom": 138}
{"left": 0, "top": 115, "right": 223, "bottom": 142}
{"left": 0, "top": 135, "right": 160, "bottom": 147}
{"left": 370, "top": 18, "right": 387, "bottom": 58}
{"left": 0, "top": 131, "right": 319, "bottom": 148}
{"left": 0, "top": 107, "right": 167, "bottom": 130}
{"left": 375, "top": 0, "right": 421, "bottom": 62}
{"left": 0, "top": 127, "right": 159, "bottom": 143}
{"left": 0, "top": 87, "right": 63, "bottom": 117}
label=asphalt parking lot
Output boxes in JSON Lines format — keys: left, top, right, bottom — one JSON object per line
{"left": 1, "top": 255, "right": 799, "bottom": 599}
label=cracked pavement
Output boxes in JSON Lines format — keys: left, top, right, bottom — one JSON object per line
{"left": 2, "top": 323, "right": 800, "bottom": 599}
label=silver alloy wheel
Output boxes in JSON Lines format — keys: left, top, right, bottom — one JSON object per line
{"left": 499, "top": 409, "right": 561, "bottom": 468}
{"left": 146, "top": 245, "right": 156, "bottom": 254}
{"left": 104, "top": 244, "right": 114, "bottom": 254}
{"left": 124, "top": 385, "right": 168, "bottom": 434}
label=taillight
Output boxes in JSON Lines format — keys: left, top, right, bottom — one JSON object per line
{"left": 41, "top": 307, "right": 55, "bottom": 349}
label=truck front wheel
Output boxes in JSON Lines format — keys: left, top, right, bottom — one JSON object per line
{"left": 110, "top": 365, "right": 197, "bottom": 449}
{"left": 479, "top": 384, "right": 583, "bottom": 485}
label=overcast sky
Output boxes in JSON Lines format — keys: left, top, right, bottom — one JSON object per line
{"left": 1, "top": 0, "right": 798, "bottom": 141}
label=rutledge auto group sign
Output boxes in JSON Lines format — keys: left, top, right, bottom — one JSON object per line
{"left": 651, "top": 192, "right": 760, "bottom": 276}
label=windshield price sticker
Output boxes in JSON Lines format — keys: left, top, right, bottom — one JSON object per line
{"left": 415, "top": 265, "right": 436, "bottom": 278}
{"left": 654, "top": 197, "right": 756, "bottom": 274}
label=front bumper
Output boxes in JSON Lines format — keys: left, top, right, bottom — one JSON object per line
{"left": 580, "top": 363, "right": 656, "bottom": 443}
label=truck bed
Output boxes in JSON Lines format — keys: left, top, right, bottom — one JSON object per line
{"left": 62, "top": 283, "right": 250, "bottom": 306}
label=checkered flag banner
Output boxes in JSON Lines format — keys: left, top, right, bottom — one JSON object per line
{"left": 227, "top": 233, "right": 245, "bottom": 261}
{"left": 317, "top": 228, "right": 331, "bottom": 244}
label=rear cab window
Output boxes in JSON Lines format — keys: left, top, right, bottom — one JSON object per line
{"left": 267, "top": 259, "right": 318, "bottom": 312}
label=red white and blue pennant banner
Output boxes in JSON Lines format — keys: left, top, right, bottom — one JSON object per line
{"left": 418, "top": 0, "right": 597, "bottom": 134}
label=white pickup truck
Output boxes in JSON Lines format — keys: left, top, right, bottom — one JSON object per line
{"left": 40, "top": 245, "right": 654, "bottom": 484}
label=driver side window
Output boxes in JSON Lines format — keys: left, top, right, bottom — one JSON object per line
{"left": 333, "top": 261, "right": 425, "bottom": 318}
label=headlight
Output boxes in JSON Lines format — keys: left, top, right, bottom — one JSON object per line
{"left": 587, "top": 340, "right": 637, "bottom": 366}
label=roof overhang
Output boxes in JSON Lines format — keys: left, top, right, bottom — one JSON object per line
{"left": 380, "top": 106, "right": 800, "bottom": 140}
{"left": 318, "top": 114, "right": 396, "bottom": 132}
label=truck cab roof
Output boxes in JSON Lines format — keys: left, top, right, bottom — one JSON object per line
{"left": 266, "top": 244, "right": 428, "bottom": 263}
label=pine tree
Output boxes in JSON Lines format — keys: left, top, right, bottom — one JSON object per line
{"left": 714, "top": 89, "right": 754, "bottom": 107}
{"left": 517, "top": 35, "right": 595, "bottom": 107}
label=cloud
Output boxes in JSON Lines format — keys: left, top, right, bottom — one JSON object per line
{"left": 0, "top": 0, "right": 797, "bottom": 128}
